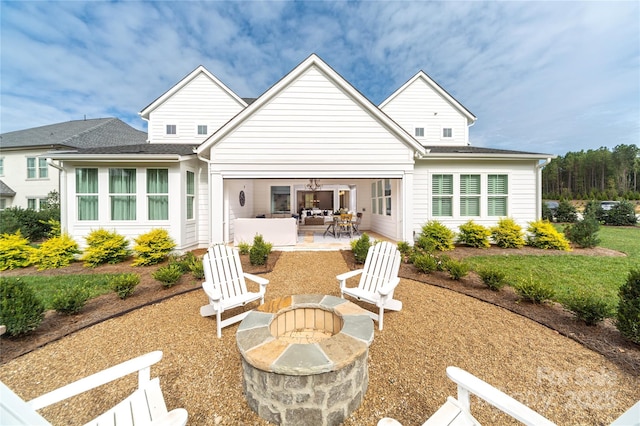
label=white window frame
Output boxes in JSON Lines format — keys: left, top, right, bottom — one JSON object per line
{"left": 197, "top": 125, "right": 207, "bottom": 135}
{"left": 0, "top": 158, "right": 4, "bottom": 176}
{"left": 147, "top": 168, "right": 169, "bottom": 221}
{"left": 432, "top": 174, "right": 453, "bottom": 217}
{"left": 26, "top": 157, "right": 48, "bottom": 179}
{"left": 488, "top": 174, "right": 509, "bottom": 216}
{"left": 414, "top": 127, "right": 425, "bottom": 138}
{"left": 371, "top": 179, "right": 391, "bottom": 216}
{"left": 442, "top": 127, "right": 453, "bottom": 138}
{"left": 166, "top": 124, "right": 177, "bottom": 135}
{"left": 186, "top": 171, "right": 195, "bottom": 220}
{"left": 76, "top": 167, "right": 99, "bottom": 221}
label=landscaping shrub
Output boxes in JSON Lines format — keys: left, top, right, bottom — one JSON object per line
{"left": 555, "top": 199, "right": 578, "bottom": 223}
{"left": 351, "top": 233, "right": 372, "bottom": 264}
{"left": 514, "top": 275, "right": 555, "bottom": 303}
{"left": 616, "top": 268, "right": 640, "bottom": 344}
{"left": 51, "top": 286, "right": 90, "bottom": 315}
{"left": 604, "top": 200, "right": 638, "bottom": 226}
{"left": 249, "top": 234, "right": 272, "bottom": 266}
{"left": 109, "top": 273, "right": 140, "bottom": 299}
{"left": 435, "top": 253, "right": 451, "bottom": 272}
{"left": 153, "top": 263, "right": 184, "bottom": 288}
{"left": 237, "top": 242, "right": 251, "bottom": 255}
{"left": 30, "top": 233, "right": 80, "bottom": 270}
{"left": 564, "top": 215, "right": 601, "bottom": 248}
{"left": 457, "top": 220, "right": 491, "bottom": 248}
{"left": 541, "top": 201, "right": 555, "bottom": 222}
{"left": 478, "top": 267, "right": 508, "bottom": 291}
{"left": 189, "top": 257, "right": 205, "bottom": 280}
{"left": 173, "top": 252, "right": 204, "bottom": 279}
{"left": 490, "top": 217, "right": 525, "bottom": 248}
{"left": 412, "top": 253, "right": 438, "bottom": 274}
{"left": 397, "top": 241, "right": 412, "bottom": 263}
{"left": 132, "top": 229, "right": 176, "bottom": 266}
{"left": 0, "top": 277, "right": 45, "bottom": 336}
{"left": 584, "top": 200, "right": 605, "bottom": 223}
{"left": 526, "top": 220, "right": 571, "bottom": 251}
{"left": 418, "top": 220, "right": 455, "bottom": 251}
{"left": 446, "top": 259, "right": 470, "bottom": 280}
{"left": 0, "top": 205, "right": 57, "bottom": 241}
{"left": 81, "top": 228, "right": 130, "bottom": 267}
{"left": 0, "top": 231, "right": 34, "bottom": 270}
{"left": 562, "top": 291, "right": 614, "bottom": 326}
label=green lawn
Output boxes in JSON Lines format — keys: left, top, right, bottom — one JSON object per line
{"left": 464, "top": 226, "right": 639, "bottom": 308}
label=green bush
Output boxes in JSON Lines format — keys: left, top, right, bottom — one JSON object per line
{"left": 418, "top": 221, "right": 455, "bottom": 251}
{"left": 457, "top": 221, "right": 491, "bottom": 248}
{"left": 555, "top": 199, "right": 578, "bottom": 223}
{"left": 616, "top": 269, "right": 640, "bottom": 344}
{"left": 605, "top": 200, "right": 638, "bottom": 226}
{"left": 109, "top": 273, "right": 140, "bottom": 299}
{"left": 584, "top": 200, "right": 605, "bottom": 223}
{"left": 526, "top": 220, "right": 571, "bottom": 251}
{"left": 413, "top": 253, "right": 438, "bottom": 274}
{"left": 0, "top": 205, "right": 58, "bottom": 241}
{"left": 446, "top": 259, "right": 470, "bottom": 280}
{"left": 478, "top": 267, "right": 508, "bottom": 291}
{"left": 0, "top": 231, "right": 34, "bottom": 270}
{"left": 564, "top": 215, "right": 600, "bottom": 248}
{"left": 132, "top": 229, "right": 176, "bottom": 266}
{"left": 51, "top": 286, "right": 90, "bottom": 315}
{"left": 397, "top": 241, "right": 412, "bottom": 262}
{"left": 0, "top": 277, "right": 45, "bottom": 336}
{"left": 541, "top": 201, "right": 555, "bottom": 222}
{"left": 237, "top": 242, "right": 251, "bottom": 255}
{"left": 249, "top": 235, "right": 272, "bottom": 266}
{"left": 30, "top": 233, "right": 80, "bottom": 270}
{"left": 189, "top": 258, "right": 205, "bottom": 280}
{"left": 562, "top": 291, "right": 614, "bottom": 326}
{"left": 153, "top": 263, "right": 184, "bottom": 288}
{"left": 490, "top": 217, "right": 525, "bottom": 248}
{"left": 81, "top": 228, "right": 131, "bottom": 267}
{"left": 351, "top": 233, "right": 372, "bottom": 264}
{"left": 514, "top": 276, "right": 555, "bottom": 303}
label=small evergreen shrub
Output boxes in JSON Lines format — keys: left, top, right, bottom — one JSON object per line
{"left": 418, "top": 221, "right": 455, "bottom": 251}
{"left": 478, "top": 267, "right": 508, "bottom": 291}
{"left": 435, "top": 253, "right": 451, "bottom": 272}
{"left": 51, "top": 286, "right": 90, "bottom": 315}
{"left": 0, "top": 231, "right": 34, "bottom": 270}
{"left": 604, "top": 200, "right": 638, "bottom": 226}
{"left": 82, "top": 228, "right": 130, "bottom": 267}
{"left": 413, "top": 253, "right": 438, "bottom": 274}
{"left": 351, "top": 233, "right": 372, "bottom": 264}
{"left": 514, "top": 276, "right": 555, "bottom": 303}
{"left": 153, "top": 263, "right": 184, "bottom": 288}
{"left": 446, "top": 259, "right": 470, "bottom": 280}
{"left": 249, "top": 235, "right": 272, "bottom": 266}
{"left": 526, "top": 220, "right": 571, "bottom": 251}
{"left": 132, "top": 229, "right": 176, "bottom": 266}
{"left": 237, "top": 242, "right": 251, "bottom": 255}
{"left": 413, "top": 235, "right": 437, "bottom": 255}
{"left": 564, "top": 215, "right": 600, "bottom": 248}
{"left": 0, "top": 206, "right": 53, "bottom": 241}
{"left": 189, "top": 258, "right": 205, "bottom": 280}
{"left": 616, "top": 269, "right": 640, "bottom": 344}
{"left": 30, "top": 233, "right": 80, "bottom": 270}
{"left": 457, "top": 221, "right": 491, "bottom": 248}
{"left": 0, "top": 277, "right": 45, "bottom": 336}
{"left": 541, "top": 201, "right": 556, "bottom": 222}
{"left": 490, "top": 217, "right": 525, "bottom": 249}
{"left": 109, "top": 273, "right": 140, "bottom": 299}
{"left": 397, "top": 241, "right": 412, "bottom": 262}
{"left": 583, "top": 200, "right": 605, "bottom": 223}
{"left": 562, "top": 291, "right": 614, "bottom": 326}
{"left": 555, "top": 199, "right": 578, "bottom": 223}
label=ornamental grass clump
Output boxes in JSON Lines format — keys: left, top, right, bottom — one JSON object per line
{"left": 0, "top": 277, "right": 45, "bottom": 336}
{"left": 616, "top": 268, "right": 640, "bottom": 344}
{"left": 412, "top": 253, "right": 438, "bottom": 274}
{"left": 477, "top": 267, "right": 508, "bottom": 291}
{"left": 30, "top": 233, "right": 80, "bottom": 270}
{"left": 82, "top": 228, "right": 131, "bottom": 267}
{"left": 514, "top": 275, "right": 555, "bottom": 303}
{"left": 457, "top": 220, "right": 491, "bottom": 248}
{"left": 526, "top": 220, "right": 571, "bottom": 251}
{"left": 562, "top": 291, "right": 614, "bottom": 326}
{"left": 0, "top": 231, "right": 34, "bottom": 270}
{"left": 109, "top": 273, "right": 140, "bottom": 299}
{"left": 132, "top": 229, "right": 176, "bottom": 266}
{"left": 490, "top": 217, "right": 525, "bottom": 248}
{"left": 153, "top": 263, "right": 184, "bottom": 288}
{"left": 445, "top": 259, "right": 470, "bottom": 280}
{"left": 51, "top": 286, "right": 90, "bottom": 315}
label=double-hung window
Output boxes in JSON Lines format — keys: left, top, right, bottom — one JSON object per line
{"left": 166, "top": 124, "right": 176, "bottom": 135}
{"left": 109, "top": 168, "right": 136, "bottom": 220}
{"left": 0, "top": 158, "right": 4, "bottom": 176}
{"left": 27, "top": 157, "right": 48, "bottom": 179}
{"left": 488, "top": 174, "right": 508, "bottom": 216}
{"left": 147, "top": 169, "right": 168, "bottom": 220}
{"left": 76, "top": 168, "right": 98, "bottom": 220}
{"left": 432, "top": 174, "right": 453, "bottom": 216}
{"left": 460, "top": 174, "right": 481, "bottom": 216}
{"left": 371, "top": 179, "right": 392, "bottom": 216}
{"left": 186, "top": 171, "right": 195, "bottom": 220}
{"left": 443, "top": 128, "right": 452, "bottom": 138}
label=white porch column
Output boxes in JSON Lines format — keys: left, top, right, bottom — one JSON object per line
{"left": 210, "top": 171, "right": 225, "bottom": 243}
{"left": 402, "top": 171, "right": 414, "bottom": 244}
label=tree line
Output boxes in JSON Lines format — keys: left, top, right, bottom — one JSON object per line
{"left": 542, "top": 144, "right": 640, "bottom": 200}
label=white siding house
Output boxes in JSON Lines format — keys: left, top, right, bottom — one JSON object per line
{"left": 50, "top": 54, "right": 553, "bottom": 250}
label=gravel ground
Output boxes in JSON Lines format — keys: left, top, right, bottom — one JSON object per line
{"left": 1, "top": 251, "right": 638, "bottom": 425}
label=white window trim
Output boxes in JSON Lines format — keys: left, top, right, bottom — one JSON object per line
{"left": 166, "top": 124, "right": 177, "bottom": 136}
{"left": 197, "top": 125, "right": 208, "bottom": 136}
{"left": 414, "top": 125, "right": 425, "bottom": 138}
{"left": 442, "top": 127, "right": 453, "bottom": 139}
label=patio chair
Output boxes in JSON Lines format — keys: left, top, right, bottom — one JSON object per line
{"left": 337, "top": 213, "right": 353, "bottom": 238}
{"left": 352, "top": 212, "right": 363, "bottom": 235}
{"left": 378, "top": 366, "right": 640, "bottom": 426}
{"left": 0, "top": 351, "right": 188, "bottom": 426}
{"left": 336, "top": 241, "right": 402, "bottom": 330}
{"left": 200, "top": 244, "right": 269, "bottom": 338}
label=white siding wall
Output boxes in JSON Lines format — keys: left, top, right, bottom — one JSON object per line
{"left": 2, "top": 149, "right": 59, "bottom": 209}
{"left": 148, "top": 73, "right": 245, "bottom": 144}
{"left": 412, "top": 160, "right": 539, "bottom": 237}
{"left": 381, "top": 78, "right": 469, "bottom": 146}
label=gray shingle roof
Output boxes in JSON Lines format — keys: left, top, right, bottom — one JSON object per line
{"left": 0, "top": 180, "right": 16, "bottom": 197}
{"left": 426, "top": 145, "right": 552, "bottom": 156}
{"left": 61, "top": 144, "right": 198, "bottom": 156}
{"left": 0, "top": 118, "right": 147, "bottom": 149}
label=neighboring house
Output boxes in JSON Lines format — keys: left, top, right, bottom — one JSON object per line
{"left": 49, "top": 54, "right": 553, "bottom": 250}
{"left": 0, "top": 118, "right": 147, "bottom": 210}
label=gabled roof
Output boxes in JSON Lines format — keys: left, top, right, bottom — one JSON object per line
{"left": 139, "top": 66, "right": 248, "bottom": 119}
{"left": 196, "top": 54, "right": 426, "bottom": 156}
{"left": 379, "top": 71, "right": 477, "bottom": 126}
{"left": 0, "top": 118, "right": 147, "bottom": 150}
{"left": 0, "top": 180, "right": 16, "bottom": 197}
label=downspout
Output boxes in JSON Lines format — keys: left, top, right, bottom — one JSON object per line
{"left": 535, "top": 158, "right": 553, "bottom": 219}
{"left": 46, "top": 159, "right": 66, "bottom": 233}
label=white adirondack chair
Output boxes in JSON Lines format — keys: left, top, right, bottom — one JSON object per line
{"left": 378, "top": 366, "right": 640, "bottom": 426}
{"left": 200, "top": 244, "right": 269, "bottom": 338}
{"left": 337, "top": 241, "right": 402, "bottom": 330}
{"left": 0, "top": 351, "right": 187, "bottom": 426}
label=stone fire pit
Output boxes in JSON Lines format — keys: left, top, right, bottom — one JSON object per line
{"left": 236, "top": 294, "right": 374, "bottom": 425}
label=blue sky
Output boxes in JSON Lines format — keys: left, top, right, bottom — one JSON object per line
{"left": 1, "top": 1, "right": 638, "bottom": 155}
